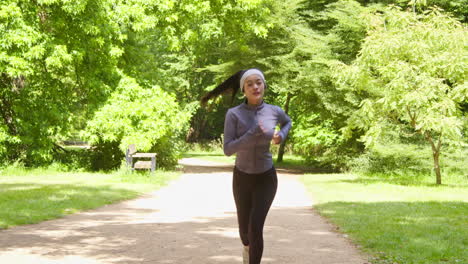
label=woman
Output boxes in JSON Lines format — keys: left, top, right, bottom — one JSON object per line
{"left": 201, "top": 68, "right": 292, "bottom": 264}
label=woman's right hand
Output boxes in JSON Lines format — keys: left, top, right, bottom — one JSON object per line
{"left": 272, "top": 131, "right": 282, "bottom": 144}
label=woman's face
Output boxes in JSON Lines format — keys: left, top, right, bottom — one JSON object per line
{"left": 243, "top": 74, "right": 265, "bottom": 105}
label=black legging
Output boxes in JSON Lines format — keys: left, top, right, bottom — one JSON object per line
{"left": 232, "top": 166, "right": 278, "bottom": 264}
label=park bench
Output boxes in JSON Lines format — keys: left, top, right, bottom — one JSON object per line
{"left": 125, "top": 144, "right": 157, "bottom": 172}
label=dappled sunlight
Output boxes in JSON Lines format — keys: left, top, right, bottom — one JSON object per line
{"left": 196, "top": 226, "right": 239, "bottom": 239}
{"left": 0, "top": 182, "right": 142, "bottom": 229}
{"left": 274, "top": 174, "right": 316, "bottom": 207}
{"left": 0, "top": 251, "right": 107, "bottom": 264}
{"left": 208, "top": 255, "right": 243, "bottom": 262}
{"left": 306, "top": 230, "right": 335, "bottom": 236}
{"left": 313, "top": 200, "right": 468, "bottom": 263}
{"left": 0, "top": 184, "right": 42, "bottom": 192}
{"left": 0, "top": 158, "right": 367, "bottom": 263}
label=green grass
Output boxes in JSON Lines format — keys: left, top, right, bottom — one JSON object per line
{"left": 185, "top": 146, "right": 467, "bottom": 263}
{"left": 300, "top": 173, "right": 468, "bottom": 264}
{"left": 183, "top": 147, "right": 319, "bottom": 172}
{"left": 0, "top": 165, "right": 180, "bottom": 229}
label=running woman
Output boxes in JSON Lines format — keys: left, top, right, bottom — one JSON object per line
{"left": 201, "top": 68, "right": 292, "bottom": 264}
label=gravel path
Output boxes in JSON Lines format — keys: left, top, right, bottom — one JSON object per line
{"left": 0, "top": 158, "right": 368, "bottom": 264}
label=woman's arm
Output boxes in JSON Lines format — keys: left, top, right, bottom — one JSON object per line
{"left": 223, "top": 110, "right": 262, "bottom": 156}
{"left": 276, "top": 106, "right": 292, "bottom": 144}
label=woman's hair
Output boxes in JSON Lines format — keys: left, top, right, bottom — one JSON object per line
{"left": 200, "top": 68, "right": 266, "bottom": 106}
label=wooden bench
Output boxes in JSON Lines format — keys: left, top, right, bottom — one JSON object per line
{"left": 125, "top": 144, "right": 157, "bottom": 172}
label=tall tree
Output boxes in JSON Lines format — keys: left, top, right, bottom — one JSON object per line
{"left": 263, "top": 0, "right": 371, "bottom": 166}
{"left": 0, "top": 0, "right": 124, "bottom": 163}
{"left": 334, "top": 6, "right": 467, "bottom": 184}
{"left": 0, "top": 0, "right": 276, "bottom": 164}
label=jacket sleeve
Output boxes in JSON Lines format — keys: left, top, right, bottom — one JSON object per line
{"left": 223, "top": 109, "right": 261, "bottom": 156}
{"left": 276, "top": 106, "right": 292, "bottom": 144}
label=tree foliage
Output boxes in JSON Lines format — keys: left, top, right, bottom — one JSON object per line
{"left": 254, "top": 0, "right": 372, "bottom": 167}
{"left": 1, "top": 0, "right": 466, "bottom": 175}
{"left": 0, "top": 0, "right": 274, "bottom": 166}
{"left": 0, "top": 0, "right": 124, "bottom": 163}
{"left": 334, "top": 6, "right": 467, "bottom": 183}
{"left": 83, "top": 75, "right": 195, "bottom": 169}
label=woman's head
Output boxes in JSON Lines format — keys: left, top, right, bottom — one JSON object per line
{"left": 240, "top": 69, "right": 266, "bottom": 105}
{"left": 239, "top": 68, "right": 266, "bottom": 92}
{"left": 200, "top": 68, "right": 267, "bottom": 106}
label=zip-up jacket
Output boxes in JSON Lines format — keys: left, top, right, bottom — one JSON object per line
{"left": 223, "top": 101, "right": 292, "bottom": 174}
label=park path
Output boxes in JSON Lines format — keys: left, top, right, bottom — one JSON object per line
{"left": 0, "top": 158, "right": 368, "bottom": 264}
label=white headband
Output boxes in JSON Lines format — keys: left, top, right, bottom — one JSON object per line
{"left": 240, "top": 69, "right": 265, "bottom": 92}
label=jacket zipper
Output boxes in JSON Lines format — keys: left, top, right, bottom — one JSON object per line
{"left": 254, "top": 109, "right": 257, "bottom": 169}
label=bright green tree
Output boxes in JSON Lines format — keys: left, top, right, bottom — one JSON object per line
{"left": 83, "top": 75, "right": 194, "bottom": 169}
{"left": 0, "top": 0, "right": 126, "bottom": 164}
{"left": 0, "top": 0, "right": 275, "bottom": 166}
{"left": 334, "top": 6, "right": 467, "bottom": 184}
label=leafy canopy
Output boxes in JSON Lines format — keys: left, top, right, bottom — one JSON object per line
{"left": 335, "top": 6, "right": 467, "bottom": 146}
{"left": 83, "top": 75, "right": 195, "bottom": 168}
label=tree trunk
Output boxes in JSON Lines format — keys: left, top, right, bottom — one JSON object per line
{"left": 409, "top": 109, "right": 443, "bottom": 185}
{"left": 277, "top": 93, "right": 292, "bottom": 162}
{"left": 426, "top": 132, "right": 442, "bottom": 185}
{"left": 0, "top": 75, "right": 19, "bottom": 135}
{"left": 186, "top": 110, "right": 206, "bottom": 142}
{"left": 433, "top": 150, "right": 442, "bottom": 185}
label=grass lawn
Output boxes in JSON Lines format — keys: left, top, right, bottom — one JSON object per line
{"left": 0, "top": 166, "right": 180, "bottom": 229}
{"left": 300, "top": 173, "right": 468, "bottom": 264}
{"left": 186, "top": 147, "right": 467, "bottom": 263}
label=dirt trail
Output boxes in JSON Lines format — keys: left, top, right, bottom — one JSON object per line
{"left": 0, "top": 158, "right": 368, "bottom": 264}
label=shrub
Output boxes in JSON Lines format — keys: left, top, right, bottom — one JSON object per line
{"left": 291, "top": 114, "right": 363, "bottom": 170}
{"left": 349, "top": 143, "right": 432, "bottom": 176}
{"left": 52, "top": 146, "right": 93, "bottom": 171}
{"left": 348, "top": 142, "right": 468, "bottom": 182}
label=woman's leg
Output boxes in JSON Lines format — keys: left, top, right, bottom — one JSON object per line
{"left": 248, "top": 168, "right": 278, "bottom": 264}
{"left": 233, "top": 167, "right": 253, "bottom": 247}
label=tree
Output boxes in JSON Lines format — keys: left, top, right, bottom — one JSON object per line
{"left": 259, "top": 0, "right": 371, "bottom": 166}
{"left": 118, "top": 0, "right": 276, "bottom": 142}
{"left": 0, "top": 0, "right": 275, "bottom": 165}
{"left": 334, "top": 6, "right": 467, "bottom": 184}
{"left": 83, "top": 75, "right": 194, "bottom": 169}
{"left": 0, "top": 0, "right": 126, "bottom": 164}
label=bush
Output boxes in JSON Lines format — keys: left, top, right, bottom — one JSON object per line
{"left": 52, "top": 146, "right": 93, "bottom": 171}
{"left": 349, "top": 143, "right": 432, "bottom": 176}
{"left": 291, "top": 114, "right": 363, "bottom": 170}
{"left": 348, "top": 142, "right": 468, "bottom": 182}
{"left": 440, "top": 144, "right": 468, "bottom": 180}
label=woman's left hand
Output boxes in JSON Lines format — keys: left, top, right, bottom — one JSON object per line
{"left": 272, "top": 132, "right": 281, "bottom": 145}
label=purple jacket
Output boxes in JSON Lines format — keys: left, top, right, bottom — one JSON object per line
{"left": 223, "top": 101, "right": 292, "bottom": 174}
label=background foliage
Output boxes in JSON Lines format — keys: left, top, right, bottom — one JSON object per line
{"left": 0, "top": 0, "right": 466, "bottom": 182}
{"left": 83, "top": 75, "right": 194, "bottom": 170}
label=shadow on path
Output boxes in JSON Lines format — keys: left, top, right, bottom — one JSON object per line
{"left": 0, "top": 206, "right": 365, "bottom": 263}
{"left": 0, "top": 158, "right": 368, "bottom": 264}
